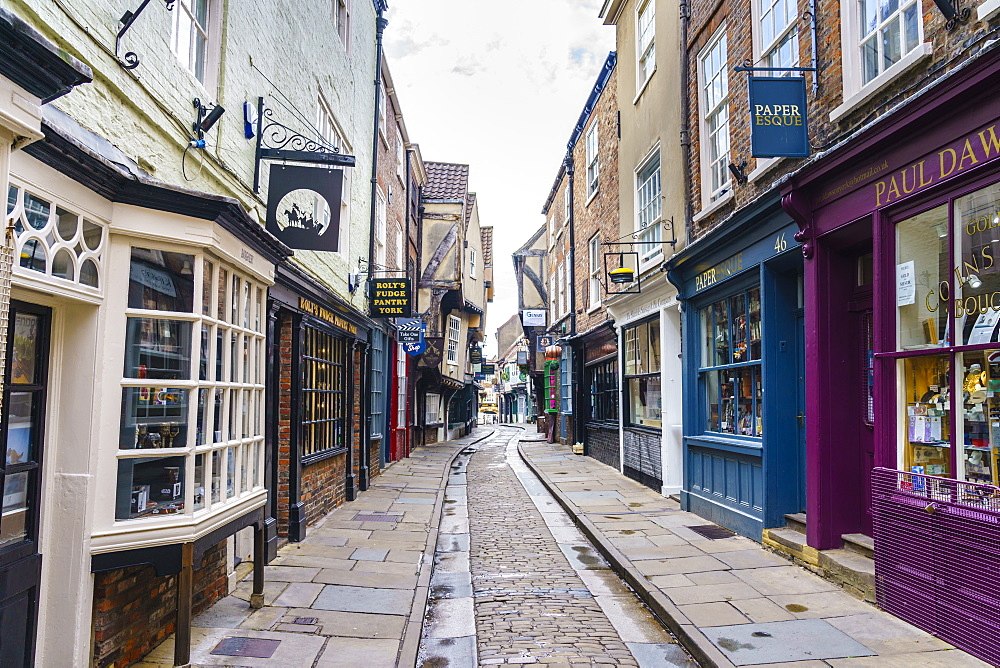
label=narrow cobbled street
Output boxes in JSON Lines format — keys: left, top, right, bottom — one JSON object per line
{"left": 419, "top": 427, "right": 695, "bottom": 666}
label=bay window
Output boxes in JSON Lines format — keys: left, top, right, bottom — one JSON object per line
{"left": 117, "top": 248, "right": 266, "bottom": 520}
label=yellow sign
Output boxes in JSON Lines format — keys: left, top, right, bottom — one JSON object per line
{"left": 299, "top": 298, "right": 358, "bottom": 335}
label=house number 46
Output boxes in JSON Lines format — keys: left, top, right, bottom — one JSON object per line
{"left": 774, "top": 233, "right": 788, "bottom": 253}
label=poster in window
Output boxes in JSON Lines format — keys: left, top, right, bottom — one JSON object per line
{"left": 11, "top": 314, "right": 38, "bottom": 385}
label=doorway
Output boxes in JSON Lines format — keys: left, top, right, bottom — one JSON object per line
{"left": 0, "top": 301, "right": 50, "bottom": 667}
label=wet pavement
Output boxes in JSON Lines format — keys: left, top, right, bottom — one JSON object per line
{"left": 519, "top": 438, "right": 989, "bottom": 668}
{"left": 134, "top": 430, "right": 485, "bottom": 668}
{"left": 418, "top": 427, "right": 694, "bottom": 667}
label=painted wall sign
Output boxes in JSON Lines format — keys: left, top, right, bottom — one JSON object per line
{"left": 748, "top": 77, "right": 809, "bottom": 158}
{"left": 298, "top": 297, "right": 358, "bottom": 335}
{"left": 265, "top": 164, "right": 343, "bottom": 251}
{"left": 369, "top": 278, "right": 412, "bottom": 317}
{"left": 522, "top": 309, "right": 546, "bottom": 326}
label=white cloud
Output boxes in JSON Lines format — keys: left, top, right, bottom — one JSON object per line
{"left": 384, "top": 0, "right": 615, "bottom": 357}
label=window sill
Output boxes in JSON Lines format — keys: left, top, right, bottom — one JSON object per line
{"left": 830, "top": 43, "right": 933, "bottom": 124}
{"left": 748, "top": 157, "right": 787, "bottom": 183}
{"left": 980, "top": 0, "right": 1000, "bottom": 19}
{"left": 633, "top": 70, "right": 655, "bottom": 105}
{"left": 585, "top": 188, "right": 600, "bottom": 207}
{"left": 302, "top": 447, "right": 348, "bottom": 467}
{"left": 692, "top": 190, "right": 734, "bottom": 223}
{"left": 587, "top": 303, "right": 602, "bottom": 314}
{"left": 626, "top": 424, "right": 662, "bottom": 435}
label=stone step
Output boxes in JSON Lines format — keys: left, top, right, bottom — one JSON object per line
{"left": 767, "top": 527, "right": 808, "bottom": 553}
{"left": 841, "top": 532, "right": 875, "bottom": 559}
{"left": 784, "top": 512, "right": 807, "bottom": 534}
{"left": 818, "top": 548, "right": 876, "bottom": 603}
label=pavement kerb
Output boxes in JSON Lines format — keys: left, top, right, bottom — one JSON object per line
{"left": 517, "top": 442, "right": 737, "bottom": 668}
{"left": 397, "top": 427, "right": 496, "bottom": 668}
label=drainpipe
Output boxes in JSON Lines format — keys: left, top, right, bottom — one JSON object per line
{"left": 361, "top": 2, "right": 388, "bottom": 490}
{"left": 679, "top": 0, "right": 694, "bottom": 243}
{"left": 565, "top": 155, "right": 578, "bottom": 446}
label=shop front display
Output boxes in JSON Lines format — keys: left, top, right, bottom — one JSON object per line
{"left": 669, "top": 202, "right": 804, "bottom": 539}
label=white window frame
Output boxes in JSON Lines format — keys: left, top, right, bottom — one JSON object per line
{"left": 396, "top": 343, "right": 407, "bottom": 429}
{"left": 396, "top": 136, "right": 406, "bottom": 185}
{"left": 333, "top": 0, "right": 351, "bottom": 52}
{"left": 316, "top": 96, "right": 352, "bottom": 256}
{"left": 752, "top": 0, "right": 799, "bottom": 70}
{"left": 171, "top": 0, "right": 221, "bottom": 89}
{"left": 636, "top": 0, "right": 656, "bottom": 91}
{"left": 378, "top": 84, "right": 387, "bottom": 143}
{"left": 447, "top": 315, "right": 461, "bottom": 364}
{"left": 550, "top": 267, "right": 557, "bottom": 315}
{"left": 586, "top": 125, "right": 600, "bottom": 198}
{"left": 395, "top": 226, "right": 404, "bottom": 272}
{"left": 564, "top": 184, "right": 571, "bottom": 224}
{"left": 375, "top": 187, "right": 387, "bottom": 269}
{"left": 425, "top": 392, "right": 440, "bottom": 423}
{"left": 636, "top": 149, "right": 663, "bottom": 269}
{"left": 559, "top": 261, "right": 568, "bottom": 317}
{"left": 469, "top": 247, "right": 477, "bottom": 279}
{"left": 588, "top": 234, "right": 602, "bottom": 308}
{"left": 698, "top": 27, "right": 731, "bottom": 208}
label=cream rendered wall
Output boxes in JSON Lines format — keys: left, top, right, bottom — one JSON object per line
{"left": 603, "top": 0, "right": 685, "bottom": 497}
{"left": 2, "top": 0, "right": 376, "bottom": 309}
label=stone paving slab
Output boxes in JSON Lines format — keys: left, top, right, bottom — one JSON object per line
{"left": 136, "top": 428, "right": 494, "bottom": 667}
{"left": 519, "top": 439, "right": 990, "bottom": 668}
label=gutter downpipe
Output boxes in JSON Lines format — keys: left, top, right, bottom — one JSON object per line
{"left": 565, "top": 155, "right": 578, "bottom": 446}
{"left": 362, "top": 1, "right": 389, "bottom": 491}
{"left": 679, "top": 0, "right": 693, "bottom": 247}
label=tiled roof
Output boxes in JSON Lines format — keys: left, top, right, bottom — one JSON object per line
{"left": 481, "top": 225, "right": 493, "bottom": 266}
{"left": 423, "top": 161, "right": 469, "bottom": 199}
{"left": 465, "top": 192, "right": 477, "bottom": 224}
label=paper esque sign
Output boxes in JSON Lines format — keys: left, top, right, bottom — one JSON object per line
{"left": 369, "top": 278, "right": 412, "bottom": 317}
{"left": 748, "top": 77, "right": 809, "bottom": 158}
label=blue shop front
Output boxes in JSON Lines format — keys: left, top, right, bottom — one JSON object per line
{"left": 667, "top": 197, "right": 805, "bottom": 539}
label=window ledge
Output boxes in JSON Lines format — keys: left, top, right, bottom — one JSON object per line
{"left": 302, "top": 447, "right": 348, "bottom": 467}
{"left": 585, "top": 188, "right": 599, "bottom": 207}
{"left": 633, "top": 69, "right": 655, "bottom": 105}
{"left": 980, "top": 0, "right": 1000, "bottom": 20}
{"left": 748, "top": 156, "right": 788, "bottom": 183}
{"left": 692, "top": 189, "right": 734, "bottom": 223}
{"left": 830, "top": 43, "right": 933, "bottom": 124}
{"left": 587, "top": 303, "right": 602, "bottom": 314}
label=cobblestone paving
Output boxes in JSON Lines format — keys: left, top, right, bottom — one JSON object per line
{"left": 468, "top": 429, "right": 640, "bottom": 666}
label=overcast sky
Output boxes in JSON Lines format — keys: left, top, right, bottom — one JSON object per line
{"left": 383, "top": 1, "right": 615, "bottom": 357}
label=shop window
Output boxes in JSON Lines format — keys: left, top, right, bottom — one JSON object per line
{"left": 625, "top": 318, "right": 662, "bottom": 428}
{"left": 8, "top": 185, "right": 107, "bottom": 292}
{"left": 370, "top": 329, "right": 386, "bottom": 441}
{"left": 1, "top": 305, "right": 48, "bottom": 549}
{"left": 301, "top": 326, "right": 347, "bottom": 460}
{"left": 397, "top": 343, "right": 407, "bottom": 430}
{"left": 700, "top": 288, "right": 763, "bottom": 436}
{"left": 426, "top": 393, "right": 441, "bottom": 424}
{"left": 589, "top": 359, "right": 618, "bottom": 422}
{"left": 117, "top": 248, "right": 266, "bottom": 520}
{"left": 895, "top": 182, "right": 1000, "bottom": 488}
{"left": 560, "top": 347, "right": 573, "bottom": 415}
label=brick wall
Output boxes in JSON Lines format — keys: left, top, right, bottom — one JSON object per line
{"left": 301, "top": 453, "right": 347, "bottom": 523}
{"left": 91, "top": 540, "right": 227, "bottom": 668}
{"left": 277, "top": 314, "right": 292, "bottom": 536}
{"left": 685, "top": 0, "right": 1000, "bottom": 242}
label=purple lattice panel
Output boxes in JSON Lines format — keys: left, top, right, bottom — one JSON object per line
{"left": 872, "top": 468, "right": 1000, "bottom": 665}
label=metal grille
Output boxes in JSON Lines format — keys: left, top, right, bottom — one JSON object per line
{"left": 687, "top": 524, "right": 737, "bottom": 540}
{"left": 351, "top": 513, "right": 401, "bottom": 522}
{"left": 0, "top": 222, "right": 14, "bottom": 415}
{"left": 623, "top": 429, "right": 662, "bottom": 489}
{"left": 586, "top": 424, "right": 619, "bottom": 470}
{"left": 873, "top": 467, "right": 1000, "bottom": 666}
{"left": 862, "top": 310, "right": 874, "bottom": 426}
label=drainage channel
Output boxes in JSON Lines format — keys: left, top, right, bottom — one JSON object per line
{"left": 418, "top": 428, "right": 698, "bottom": 666}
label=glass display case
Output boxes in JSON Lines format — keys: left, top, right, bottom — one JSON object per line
{"left": 902, "top": 355, "right": 951, "bottom": 478}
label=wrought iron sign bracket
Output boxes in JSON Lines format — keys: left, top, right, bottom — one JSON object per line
{"left": 931, "top": 0, "right": 971, "bottom": 30}
{"left": 253, "top": 97, "right": 357, "bottom": 193}
{"left": 116, "top": 0, "right": 175, "bottom": 70}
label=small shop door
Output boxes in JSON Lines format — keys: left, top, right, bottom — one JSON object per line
{"left": 0, "top": 302, "right": 50, "bottom": 667}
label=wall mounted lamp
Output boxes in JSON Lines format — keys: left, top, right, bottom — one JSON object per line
{"left": 728, "top": 161, "right": 749, "bottom": 184}
{"left": 190, "top": 98, "right": 225, "bottom": 147}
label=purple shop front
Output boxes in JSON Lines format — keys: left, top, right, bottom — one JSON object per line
{"left": 781, "top": 49, "right": 1000, "bottom": 662}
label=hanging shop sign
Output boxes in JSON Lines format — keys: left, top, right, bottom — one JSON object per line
{"left": 397, "top": 318, "right": 425, "bottom": 344}
{"left": 517, "top": 350, "right": 528, "bottom": 365}
{"left": 419, "top": 337, "right": 444, "bottom": 368}
{"left": 266, "top": 164, "right": 344, "bottom": 251}
{"left": 748, "top": 77, "right": 809, "bottom": 158}
{"left": 403, "top": 340, "right": 426, "bottom": 356}
{"left": 369, "top": 278, "right": 412, "bottom": 317}
{"left": 522, "top": 309, "right": 546, "bottom": 326}
{"left": 469, "top": 346, "right": 483, "bottom": 364}
{"left": 536, "top": 334, "right": 555, "bottom": 352}
{"left": 481, "top": 364, "right": 496, "bottom": 375}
